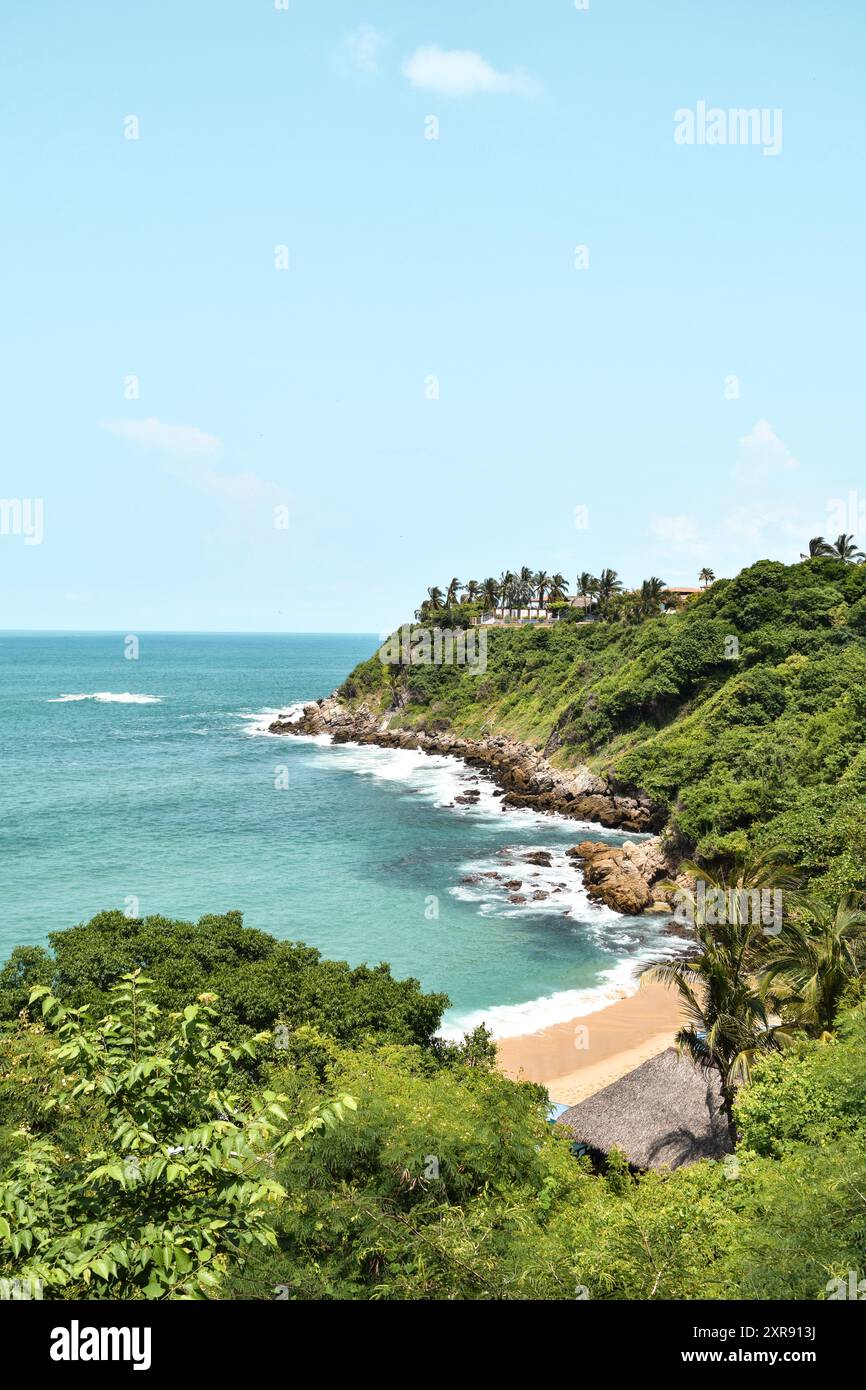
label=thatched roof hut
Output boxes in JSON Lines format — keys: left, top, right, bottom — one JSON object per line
{"left": 556, "top": 1048, "right": 732, "bottom": 1170}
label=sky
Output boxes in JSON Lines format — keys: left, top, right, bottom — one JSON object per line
{"left": 1, "top": 0, "right": 865, "bottom": 632}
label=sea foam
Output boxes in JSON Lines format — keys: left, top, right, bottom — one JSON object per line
{"left": 48, "top": 692, "right": 162, "bottom": 704}
{"left": 241, "top": 705, "right": 674, "bottom": 1042}
{"left": 440, "top": 943, "right": 689, "bottom": 1041}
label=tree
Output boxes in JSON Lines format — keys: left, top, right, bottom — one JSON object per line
{"left": 445, "top": 578, "right": 461, "bottom": 608}
{"left": 498, "top": 571, "right": 515, "bottom": 612}
{"left": 0, "top": 973, "right": 354, "bottom": 1299}
{"left": 576, "top": 571, "right": 598, "bottom": 614}
{"left": 761, "top": 894, "right": 866, "bottom": 1037}
{"left": 596, "top": 568, "right": 623, "bottom": 615}
{"left": 699, "top": 567, "right": 715, "bottom": 588}
{"left": 462, "top": 580, "right": 480, "bottom": 603}
{"left": 0, "top": 911, "right": 449, "bottom": 1053}
{"left": 426, "top": 586, "right": 444, "bottom": 613}
{"left": 801, "top": 537, "right": 834, "bottom": 559}
{"left": 638, "top": 576, "right": 668, "bottom": 617}
{"left": 548, "top": 573, "right": 569, "bottom": 601}
{"left": 222, "top": 1036, "right": 580, "bottom": 1301}
{"left": 533, "top": 571, "right": 550, "bottom": 606}
{"left": 516, "top": 567, "right": 534, "bottom": 605}
{"left": 480, "top": 578, "right": 500, "bottom": 612}
{"left": 830, "top": 533, "right": 864, "bottom": 563}
{"left": 643, "top": 853, "right": 798, "bottom": 1142}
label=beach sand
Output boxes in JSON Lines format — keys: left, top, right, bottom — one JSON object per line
{"left": 496, "top": 982, "right": 684, "bottom": 1106}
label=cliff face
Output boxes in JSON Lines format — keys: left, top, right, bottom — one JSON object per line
{"left": 269, "top": 698, "right": 679, "bottom": 914}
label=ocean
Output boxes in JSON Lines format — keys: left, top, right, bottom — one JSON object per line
{"left": 0, "top": 631, "right": 676, "bottom": 1037}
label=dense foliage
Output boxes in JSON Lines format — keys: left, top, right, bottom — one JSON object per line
{"left": 1, "top": 917, "right": 865, "bottom": 1301}
{"left": 0, "top": 910, "right": 447, "bottom": 1053}
{"left": 0, "top": 972, "right": 354, "bottom": 1298}
{"left": 223, "top": 1005, "right": 866, "bottom": 1301}
{"left": 345, "top": 558, "right": 866, "bottom": 897}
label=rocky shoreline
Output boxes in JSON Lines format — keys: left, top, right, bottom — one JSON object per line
{"left": 268, "top": 697, "right": 684, "bottom": 918}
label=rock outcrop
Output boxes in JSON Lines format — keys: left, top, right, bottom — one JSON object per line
{"left": 269, "top": 699, "right": 666, "bottom": 835}
{"left": 268, "top": 698, "right": 682, "bottom": 916}
{"left": 567, "top": 839, "right": 679, "bottom": 916}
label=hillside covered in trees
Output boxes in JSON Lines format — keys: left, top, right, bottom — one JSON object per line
{"left": 343, "top": 557, "right": 866, "bottom": 900}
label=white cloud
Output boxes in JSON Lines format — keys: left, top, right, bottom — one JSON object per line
{"left": 103, "top": 417, "right": 222, "bottom": 461}
{"left": 738, "top": 419, "right": 799, "bottom": 473}
{"left": 340, "top": 24, "right": 387, "bottom": 76}
{"left": 102, "top": 417, "right": 286, "bottom": 508}
{"left": 402, "top": 45, "right": 539, "bottom": 98}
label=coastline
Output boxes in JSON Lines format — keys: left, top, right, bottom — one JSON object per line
{"left": 268, "top": 696, "right": 688, "bottom": 1097}
{"left": 495, "top": 981, "right": 684, "bottom": 1105}
{"left": 270, "top": 697, "right": 685, "bottom": 916}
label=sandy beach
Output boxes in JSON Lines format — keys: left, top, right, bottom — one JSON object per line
{"left": 496, "top": 981, "right": 684, "bottom": 1106}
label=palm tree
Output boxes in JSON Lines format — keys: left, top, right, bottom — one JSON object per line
{"left": 516, "top": 566, "right": 534, "bottom": 606}
{"left": 830, "top": 533, "right": 865, "bottom": 563}
{"left": 462, "top": 579, "right": 480, "bottom": 603}
{"left": 698, "top": 567, "right": 715, "bottom": 588}
{"left": 596, "top": 568, "right": 623, "bottom": 616}
{"left": 533, "top": 570, "right": 550, "bottom": 606}
{"left": 480, "top": 577, "right": 500, "bottom": 612}
{"left": 548, "top": 573, "right": 569, "bottom": 602}
{"left": 426, "top": 586, "right": 444, "bottom": 613}
{"left": 644, "top": 851, "right": 799, "bottom": 1142}
{"left": 621, "top": 591, "right": 644, "bottom": 625}
{"left": 498, "top": 571, "right": 515, "bottom": 613}
{"left": 761, "top": 894, "right": 866, "bottom": 1038}
{"left": 382, "top": 660, "right": 407, "bottom": 710}
{"left": 445, "top": 577, "right": 461, "bottom": 608}
{"left": 639, "top": 576, "right": 667, "bottom": 617}
{"left": 576, "top": 571, "right": 598, "bottom": 616}
{"left": 801, "top": 537, "right": 834, "bottom": 559}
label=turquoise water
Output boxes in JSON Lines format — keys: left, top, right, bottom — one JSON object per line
{"left": 0, "top": 632, "right": 673, "bottom": 1035}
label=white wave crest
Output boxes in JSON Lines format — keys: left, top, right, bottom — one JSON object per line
{"left": 306, "top": 740, "right": 639, "bottom": 837}
{"left": 48, "top": 692, "right": 162, "bottom": 704}
{"left": 233, "top": 705, "right": 308, "bottom": 737}
{"left": 440, "top": 942, "right": 688, "bottom": 1041}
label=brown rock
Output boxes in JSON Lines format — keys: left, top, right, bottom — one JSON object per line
{"left": 568, "top": 840, "right": 653, "bottom": 915}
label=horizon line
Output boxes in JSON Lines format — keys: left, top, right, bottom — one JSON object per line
{"left": 0, "top": 628, "right": 381, "bottom": 637}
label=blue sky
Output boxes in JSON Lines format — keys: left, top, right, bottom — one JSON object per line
{"left": 2, "top": 0, "right": 865, "bottom": 632}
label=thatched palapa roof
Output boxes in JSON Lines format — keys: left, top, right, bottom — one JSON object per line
{"left": 556, "top": 1048, "right": 732, "bottom": 1170}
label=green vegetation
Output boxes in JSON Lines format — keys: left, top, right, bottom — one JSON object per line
{"left": 3, "top": 551, "right": 866, "bottom": 1300}
{"left": 414, "top": 565, "right": 670, "bottom": 624}
{"left": 643, "top": 852, "right": 800, "bottom": 1142}
{"left": 1, "top": 901, "right": 865, "bottom": 1300}
{"left": 0, "top": 971, "right": 355, "bottom": 1299}
{"left": 0, "top": 909, "right": 447, "bottom": 1052}
{"left": 346, "top": 556, "right": 866, "bottom": 897}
